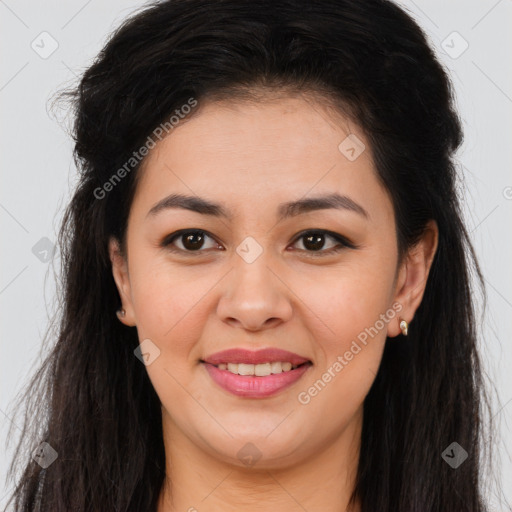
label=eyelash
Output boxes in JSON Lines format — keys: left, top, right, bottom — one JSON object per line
{"left": 160, "top": 229, "right": 358, "bottom": 257}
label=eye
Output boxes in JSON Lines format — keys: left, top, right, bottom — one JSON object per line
{"left": 161, "top": 229, "right": 222, "bottom": 254}
{"left": 161, "top": 229, "right": 357, "bottom": 256}
{"left": 290, "top": 230, "right": 357, "bottom": 256}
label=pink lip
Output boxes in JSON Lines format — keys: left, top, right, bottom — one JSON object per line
{"left": 202, "top": 348, "right": 310, "bottom": 366}
{"left": 203, "top": 362, "right": 312, "bottom": 398}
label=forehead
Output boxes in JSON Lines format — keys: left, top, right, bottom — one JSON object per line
{"left": 129, "top": 95, "right": 392, "bottom": 224}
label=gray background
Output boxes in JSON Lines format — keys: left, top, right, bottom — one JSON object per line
{"left": 1, "top": 0, "right": 511, "bottom": 509}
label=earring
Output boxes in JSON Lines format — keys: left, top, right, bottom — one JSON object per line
{"left": 116, "top": 308, "right": 126, "bottom": 319}
{"left": 399, "top": 318, "right": 408, "bottom": 336}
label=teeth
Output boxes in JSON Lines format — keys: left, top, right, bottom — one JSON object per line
{"left": 255, "top": 363, "right": 271, "bottom": 376}
{"left": 281, "top": 362, "right": 292, "bottom": 372}
{"left": 216, "top": 361, "right": 301, "bottom": 376}
{"left": 238, "top": 363, "right": 255, "bottom": 376}
{"left": 270, "top": 361, "right": 282, "bottom": 374}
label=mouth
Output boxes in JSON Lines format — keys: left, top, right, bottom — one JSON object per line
{"left": 200, "top": 360, "right": 313, "bottom": 398}
{"left": 199, "top": 360, "right": 312, "bottom": 376}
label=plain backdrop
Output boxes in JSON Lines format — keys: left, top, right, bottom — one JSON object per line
{"left": 1, "top": 0, "right": 511, "bottom": 509}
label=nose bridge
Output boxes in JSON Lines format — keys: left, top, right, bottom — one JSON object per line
{"left": 216, "top": 235, "right": 293, "bottom": 330}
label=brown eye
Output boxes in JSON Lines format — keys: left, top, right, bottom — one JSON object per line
{"left": 162, "top": 230, "right": 220, "bottom": 253}
{"left": 291, "top": 230, "right": 357, "bottom": 256}
{"left": 161, "top": 229, "right": 356, "bottom": 257}
{"left": 299, "top": 232, "right": 333, "bottom": 251}
{"left": 180, "top": 231, "right": 206, "bottom": 251}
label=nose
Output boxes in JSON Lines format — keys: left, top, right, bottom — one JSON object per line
{"left": 216, "top": 255, "right": 293, "bottom": 332}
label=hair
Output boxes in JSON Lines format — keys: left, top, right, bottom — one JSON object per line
{"left": 3, "top": 0, "right": 502, "bottom": 510}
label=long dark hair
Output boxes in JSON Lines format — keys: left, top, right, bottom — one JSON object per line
{"left": 4, "top": 0, "right": 500, "bottom": 510}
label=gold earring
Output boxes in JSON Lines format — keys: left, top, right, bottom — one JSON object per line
{"left": 399, "top": 318, "right": 408, "bottom": 336}
{"left": 116, "top": 308, "right": 126, "bottom": 319}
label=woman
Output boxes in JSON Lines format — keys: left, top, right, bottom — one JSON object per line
{"left": 4, "top": 0, "right": 500, "bottom": 510}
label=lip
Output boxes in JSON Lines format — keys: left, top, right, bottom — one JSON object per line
{"left": 202, "top": 348, "right": 311, "bottom": 366}
{"left": 202, "top": 361, "right": 312, "bottom": 398}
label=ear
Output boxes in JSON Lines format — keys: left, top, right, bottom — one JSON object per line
{"left": 387, "top": 220, "right": 438, "bottom": 337}
{"left": 109, "top": 237, "right": 136, "bottom": 327}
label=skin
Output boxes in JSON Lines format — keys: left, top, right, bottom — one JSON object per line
{"left": 109, "top": 92, "right": 438, "bottom": 512}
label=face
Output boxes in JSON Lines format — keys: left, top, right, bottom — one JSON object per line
{"left": 110, "top": 93, "right": 437, "bottom": 469}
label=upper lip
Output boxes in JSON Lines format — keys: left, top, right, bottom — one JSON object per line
{"left": 202, "top": 348, "right": 311, "bottom": 366}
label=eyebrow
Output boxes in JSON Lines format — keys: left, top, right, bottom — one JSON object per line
{"left": 146, "top": 192, "right": 369, "bottom": 221}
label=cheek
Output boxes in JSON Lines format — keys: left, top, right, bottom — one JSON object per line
{"left": 303, "top": 278, "right": 390, "bottom": 386}
{"left": 128, "top": 257, "right": 210, "bottom": 356}
{"left": 129, "top": 262, "right": 215, "bottom": 406}
{"left": 292, "top": 254, "right": 396, "bottom": 402}
{"left": 301, "top": 253, "right": 396, "bottom": 347}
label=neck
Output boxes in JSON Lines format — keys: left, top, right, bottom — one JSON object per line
{"left": 157, "top": 407, "right": 363, "bottom": 512}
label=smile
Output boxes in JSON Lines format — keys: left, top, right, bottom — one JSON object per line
{"left": 201, "top": 361, "right": 313, "bottom": 398}
{"left": 215, "top": 361, "right": 302, "bottom": 375}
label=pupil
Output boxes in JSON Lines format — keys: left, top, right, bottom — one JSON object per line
{"left": 183, "top": 231, "right": 204, "bottom": 250}
{"left": 304, "top": 233, "right": 324, "bottom": 251}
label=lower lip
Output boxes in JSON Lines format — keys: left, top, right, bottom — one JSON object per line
{"left": 202, "top": 362, "right": 312, "bottom": 398}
